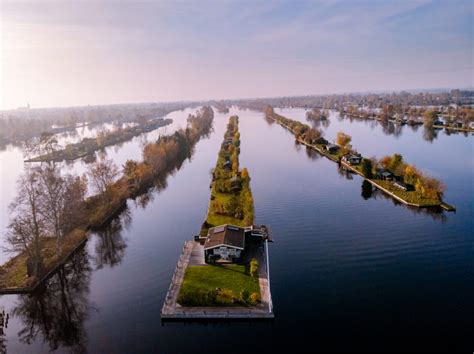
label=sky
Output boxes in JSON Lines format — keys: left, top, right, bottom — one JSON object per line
{"left": 0, "top": 0, "right": 473, "bottom": 110}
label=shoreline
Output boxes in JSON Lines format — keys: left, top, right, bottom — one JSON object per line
{"left": 0, "top": 108, "right": 215, "bottom": 293}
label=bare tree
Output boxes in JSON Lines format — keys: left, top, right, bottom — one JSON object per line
{"left": 37, "top": 166, "right": 88, "bottom": 255}
{"left": 6, "top": 167, "right": 47, "bottom": 277}
{"left": 37, "top": 165, "right": 66, "bottom": 255}
{"left": 24, "top": 132, "right": 62, "bottom": 162}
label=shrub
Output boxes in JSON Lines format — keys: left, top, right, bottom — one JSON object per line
{"left": 250, "top": 258, "right": 259, "bottom": 278}
{"left": 249, "top": 292, "right": 260, "bottom": 305}
{"left": 216, "top": 288, "right": 235, "bottom": 305}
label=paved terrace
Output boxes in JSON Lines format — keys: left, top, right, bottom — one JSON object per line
{"left": 161, "top": 240, "right": 274, "bottom": 320}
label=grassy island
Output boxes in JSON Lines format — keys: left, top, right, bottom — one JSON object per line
{"left": 265, "top": 106, "right": 454, "bottom": 210}
{"left": 177, "top": 116, "right": 262, "bottom": 308}
{"left": 201, "top": 115, "right": 254, "bottom": 235}
{"left": 25, "top": 118, "right": 173, "bottom": 162}
{"left": 0, "top": 107, "right": 214, "bottom": 292}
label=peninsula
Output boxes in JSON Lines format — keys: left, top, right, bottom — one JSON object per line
{"left": 161, "top": 116, "right": 274, "bottom": 320}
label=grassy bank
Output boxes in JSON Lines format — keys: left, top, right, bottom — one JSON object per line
{"left": 0, "top": 229, "right": 87, "bottom": 290}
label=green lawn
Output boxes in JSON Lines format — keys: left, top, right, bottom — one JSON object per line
{"left": 178, "top": 264, "right": 260, "bottom": 306}
{"left": 375, "top": 180, "right": 440, "bottom": 206}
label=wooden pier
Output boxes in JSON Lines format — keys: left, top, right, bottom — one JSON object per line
{"left": 161, "top": 240, "right": 274, "bottom": 320}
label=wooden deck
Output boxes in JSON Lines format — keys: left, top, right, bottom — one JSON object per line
{"left": 160, "top": 240, "right": 274, "bottom": 320}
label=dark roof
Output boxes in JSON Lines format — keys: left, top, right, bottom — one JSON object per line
{"left": 204, "top": 224, "right": 245, "bottom": 250}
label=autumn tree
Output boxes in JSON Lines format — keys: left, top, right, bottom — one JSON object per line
{"left": 304, "top": 128, "right": 322, "bottom": 144}
{"left": 87, "top": 158, "right": 119, "bottom": 198}
{"left": 423, "top": 110, "right": 437, "bottom": 127}
{"left": 60, "top": 175, "right": 88, "bottom": 236}
{"left": 336, "top": 132, "right": 352, "bottom": 154}
{"left": 389, "top": 153, "right": 404, "bottom": 174}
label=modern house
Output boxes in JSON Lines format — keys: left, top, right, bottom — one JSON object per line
{"left": 203, "top": 224, "right": 270, "bottom": 263}
{"left": 204, "top": 225, "right": 245, "bottom": 263}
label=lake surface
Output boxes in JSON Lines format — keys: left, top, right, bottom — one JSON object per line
{"left": 0, "top": 107, "right": 472, "bottom": 352}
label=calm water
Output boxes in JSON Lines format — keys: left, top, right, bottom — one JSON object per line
{"left": 0, "top": 107, "right": 472, "bottom": 352}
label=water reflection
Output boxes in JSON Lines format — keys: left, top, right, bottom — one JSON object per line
{"left": 380, "top": 121, "right": 403, "bottom": 138}
{"left": 12, "top": 247, "right": 92, "bottom": 352}
{"left": 361, "top": 180, "right": 373, "bottom": 200}
{"left": 93, "top": 208, "right": 131, "bottom": 270}
{"left": 304, "top": 146, "right": 321, "bottom": 161}
{"left": 423, "top": 126, "right": 439, "bottom": 142}
{"left": 337, "top": 164, "right": 354, "bottom": 180}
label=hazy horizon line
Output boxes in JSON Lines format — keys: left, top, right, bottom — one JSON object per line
{"left": 2, "top": 86, "right": 473, "bottom": 113}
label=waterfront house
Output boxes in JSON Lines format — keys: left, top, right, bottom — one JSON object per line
{"left": 313, "top": 137, "right": 329, "bottom": 145}
{"left": 434, "top": 120, "right": 444, "bottom": 126}
{"left": 204, "top": 225, "right": 245, "bottom": 263}
{"left": 203, "top": 224, "right": 270, "bottom": 263}
{"left": 342, "top": 154, "right": 362, "bottom": 165}
{"left": 377, "top": 170, "right": 394, "bottom": 181}
{"left": 324, "top": 144, "right": 339, "bottom": 153}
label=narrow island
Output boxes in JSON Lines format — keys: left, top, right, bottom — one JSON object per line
{"left": 161, "top": 116, "right": 274, "bottom": 320}
{"left": 0, "top": 108, "right": 214, "bottom": 293}
{"left": 25, "top": 117, "right": 173, "bottom": 162}
{"left": 265, "top": 106, "right": 455, "bottom": 211}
